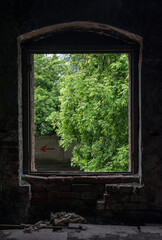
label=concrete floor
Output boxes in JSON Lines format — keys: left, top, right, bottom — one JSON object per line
{"left": 1, "top": 224, "right": 162, "bottom": 240}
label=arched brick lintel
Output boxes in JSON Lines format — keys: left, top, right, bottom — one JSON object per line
{"left": 18, "top": 21, "right": 142, "bottom": 46}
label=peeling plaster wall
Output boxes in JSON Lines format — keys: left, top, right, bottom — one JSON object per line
{"left": 0, "top": 0, "right": 162, "bottom": 224}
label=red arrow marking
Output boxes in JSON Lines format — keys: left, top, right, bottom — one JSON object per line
{"left": 40, "top": 146, "right": 55, "bottom": 152}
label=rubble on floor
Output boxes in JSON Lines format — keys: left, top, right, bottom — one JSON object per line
{"left": 23, "top": 212, "right": 87, "bottom": 233}
{"left": 1, "top": 224, "right": 162, "bottom": 240}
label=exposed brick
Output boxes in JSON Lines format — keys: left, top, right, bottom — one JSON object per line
{"left": 71, "top": 192, "right": 82, "bottom": 199}
{"left": 46, "top": 183, "right": 58, "bottom": 192}
{"left": 7, "top": 147, "right": 18, "bottom": 155}
{"left": 146, "top": 187, "right": 156, "bottom": 203}
{"left": 0, "top": 192, "right": 2, "bottom": 201}
{"left": 59, "top": 184, "right": 71, "bottom": 192}
{"left": 54, "top": 198, "right": 71, "bottom": 209}
{"left": 19, "top": 186, "right": 30, "bottom": 194}
{"left": 49, "top": 176, "right": 72, "bottom": 184}
{"left": 23, "top": 176, "right": 48, "bottom": 186}
{"left": 47, "top": 183, "right": 71, "bottom": 192}
{"left": 123, "top": 202, "right": 149, "bottom": 210}
{"left": 29, "top": 205, "right": 49, "bottom": 221}
{"left": 97, "top": 176, "right": 139, "bottom": 184}
{"left": 72, "top": 176, "right": 97, "bottom": 183}
{"left": 10, "top": 163, "right": 19, "bottom": 174}
{"left": 71, "top": 199, "right": 96, "bottom": 214}
{"left": 82, "top": 199, "right": 96, "bottom": 206}
{"left": 97, "top": 183, "right": 105, "bottom": 192}
{"left": 105, "top": 203, "right": 124, "bottom": 211}
{"left": 106, "top": 184, "right": 139, "bottom": 194}
{"left": 81, "top": 191, "right": 97, "bottom": 200}
{"left": 31, "top": 198, "right": 47, "bottom": 206}
{"left": 72, "top": 184, "right": 96, "bottom": 192}
{"left": 97, "top": 176, "right": 115, "bottom": 184}
{"left": 97, "top": 200, "right": 105, "bottom": 211}
{"left": 7, "top": 155, "right": 19, "bottom": 162}
{"left": 47, "top": 191, "right": 59, "bottom": 199}
{"left": 1, "top": 201, "right": 15, "bottom": 208}
{"left": 32, "top": 192, "right": 47, "bottom": 199}
{"left": 104, "top": 193, "right": 129, "bottom": 202}
{"left": 57, "top": 192, "right": 72, "bottom": 199}
{"left": 130, "top": 194, "right": 147, "bottom": 203}
{"left": 31, "top": 184, "right": 46, "bottom": 192}
{"left": 0, "top": 141, "right": 18, "bottom": 147}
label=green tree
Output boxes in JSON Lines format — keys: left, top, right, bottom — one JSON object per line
{"left": 49, "top": 53, "right": 129, "bottom": 172}
{"left": 34, "top": 54, "right": 66, "bottom": 136}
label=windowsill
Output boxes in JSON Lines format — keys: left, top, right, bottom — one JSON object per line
{"left": 22, "top": 173, "right": 140, "bottom": 185}
{"left": 25, "top": 170, "right": 135, "bottom": 176}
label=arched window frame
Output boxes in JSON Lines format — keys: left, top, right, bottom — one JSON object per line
{"left": 18, "top": 22, "right": 142, "bottom": 177}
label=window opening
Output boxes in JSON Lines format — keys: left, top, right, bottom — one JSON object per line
{"left": 32, "top": 53, "right": 130, "bottom": 173}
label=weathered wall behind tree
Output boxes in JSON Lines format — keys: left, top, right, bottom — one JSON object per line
{"left": 35, "top": 134, "right": 74, "bottom": 172}
{"left": 0, "top": 0, "right": 162, "bottom": 223}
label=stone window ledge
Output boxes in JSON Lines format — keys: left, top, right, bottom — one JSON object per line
{"left": 22, "top": 174, "right": 140, "bottom": 185}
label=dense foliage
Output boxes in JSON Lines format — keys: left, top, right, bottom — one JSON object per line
{"left": 34, "top": 54, "right": 66, "bottom": 136}
{"left": 34, "top": 53, "right": 129, "bottom": 172}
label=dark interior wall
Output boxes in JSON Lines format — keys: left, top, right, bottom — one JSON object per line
{"left": 0, "top": 0, "right": 162, "bottom": 224}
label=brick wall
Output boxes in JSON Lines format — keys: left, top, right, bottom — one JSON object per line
{"left": 0, "top": 0, "right": 162, "bottom": 224}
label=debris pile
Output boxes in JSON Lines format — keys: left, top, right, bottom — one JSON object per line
{"left": 23, "top": 212, "right": 87, "bottom": 233}
{"left": 23, "top": 221, "right": 49, "bottom": 233}
{"left": 50, "top": 211, "right": 87, "bottom": 226}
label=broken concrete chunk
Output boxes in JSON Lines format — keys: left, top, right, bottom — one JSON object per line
{"left": 23, "top": 220, "right": 49, "bottom": 233}
{"left": 23, "top": 212, "right": 87, "bottom": 233}
{"left": 50, "top": 212, "right": 87, "bottom": 226}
